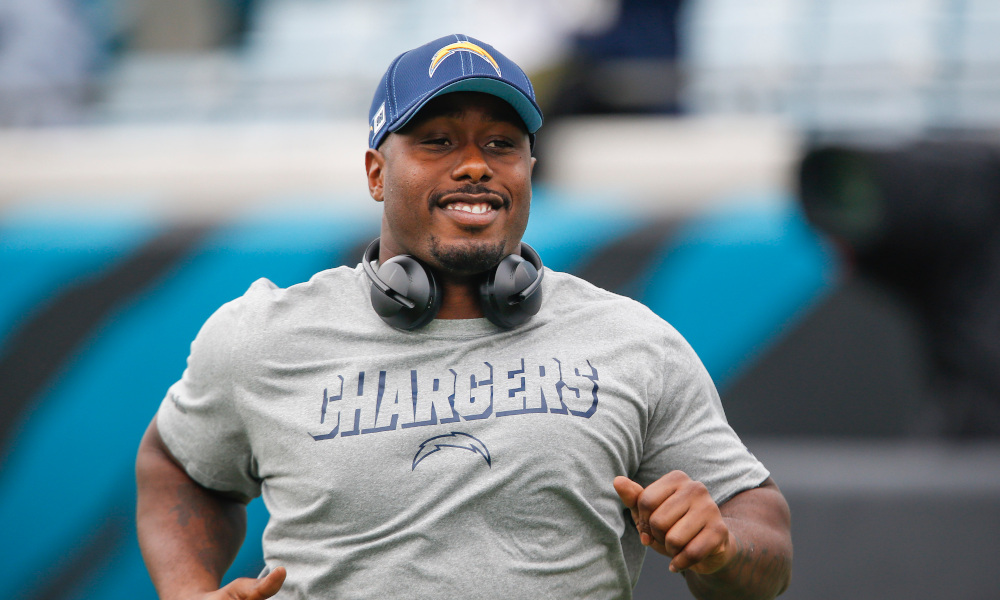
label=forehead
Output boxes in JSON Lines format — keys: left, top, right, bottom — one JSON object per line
{"left": 399, "top": 92, "right": 527, "bottom": 133}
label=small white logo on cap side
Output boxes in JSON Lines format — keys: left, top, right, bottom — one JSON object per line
{"left": 371, "top": 102, "right": 386, "bottom": 140}
{"left": 428, "top": 41, "right": 502, "bottom": 78}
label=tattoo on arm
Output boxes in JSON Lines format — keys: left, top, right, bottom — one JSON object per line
{"left": 168, "top": 484, "right": 245, "bottom": 580}
{"left": 684, "top": 532, "right": 791, "bottom": 600}
{"left": 727, "top": 533, "right": 789, "bottom": 595}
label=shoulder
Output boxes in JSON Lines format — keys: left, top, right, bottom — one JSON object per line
{"left": 218, "top": 265, "right": 368, "bottom": 339}
{"left": 541, "top": 270, "right": 679, "bottom": 336}
{"left": 538, "top": 269, "right": 704, "bottom": 369}
{"left": 192, "top": 265, "right": 372, "bottom": 371}
{"left": 233, "top": 264, "right": 365, "bottom": 313}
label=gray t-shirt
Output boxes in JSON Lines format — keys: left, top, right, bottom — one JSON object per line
{"left": 157, "top": 265, "right": 769, "bottom": 599}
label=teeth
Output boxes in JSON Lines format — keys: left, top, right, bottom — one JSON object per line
{"left": 446, "top": 203, "right": 491, "bottom": 214}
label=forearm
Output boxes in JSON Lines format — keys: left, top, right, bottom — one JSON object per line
{"left": 683, "top": 480, "right": 793, "bottom": 600}
{"left": 135, "top": 418, "right": 248, "bottom": 600}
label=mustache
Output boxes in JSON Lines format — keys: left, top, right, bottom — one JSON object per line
{"left": 429, "top": 184, "right": 511, "bottom": 211}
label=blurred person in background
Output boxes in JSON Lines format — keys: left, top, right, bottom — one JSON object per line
{"left": 0, "top": 0, "right": 261, "bottom": 127}
{"left": 0, "top": 0, "right": 99, "bottom": 125}
{"left": 126, "top": 0, "right": 258, "bottom": 51}
{"left": 135, "top": 34, "right": 791, "bottom": 599}
{"left": 532, "top": 0, "right": 686, "bottom": 177}
{"left": 545, "top": 0, "right": 687, "bottom": 118}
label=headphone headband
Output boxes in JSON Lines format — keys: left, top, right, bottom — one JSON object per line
{"left": 510, "top": 243, "right": 543, "bottom": 303}
{"left": 362, "top": 240, "right": 415, "bottom": 309}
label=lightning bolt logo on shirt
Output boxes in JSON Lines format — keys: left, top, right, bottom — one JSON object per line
{"left": 428, "top": 42, "right": 501, "bottom": 78}
{"left": 413, "top": 432, "right": 492, "bottom": 470}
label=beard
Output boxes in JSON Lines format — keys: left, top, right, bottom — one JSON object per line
{"left": 428, "top": 235, "right": 507, "bottom": 276}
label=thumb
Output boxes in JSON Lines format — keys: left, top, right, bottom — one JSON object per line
{"left": 220, "top": 566, "right": 286, "bottom": 600}
{"left": 254, "top": 567, "right": 286, "bottom": 598}
{"left": 613, "top": 476, "right": 643, "bottom": 509}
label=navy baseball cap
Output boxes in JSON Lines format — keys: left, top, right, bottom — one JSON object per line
{"left": 368, "top": 34, "right": 543, "bottom": 149}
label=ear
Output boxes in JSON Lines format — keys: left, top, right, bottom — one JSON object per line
{"left": 365, "top": 148, "right": 386, "bottom": 202}
{"left": 530, "top": 155, "right": 537, "bottom": 177}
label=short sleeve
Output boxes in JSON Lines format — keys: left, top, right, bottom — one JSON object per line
{"left": 635, "top": 332, "right": 769, "bottom": 505}
{"left": 156, "top": 293, "right": 262, "bottom": 500}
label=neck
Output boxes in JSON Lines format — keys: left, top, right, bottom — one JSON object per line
{"left": 435, "top": 274, "right": 485, "bottom": 319}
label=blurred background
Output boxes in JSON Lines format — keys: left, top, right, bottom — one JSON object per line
{"left": 1, "top": 1, "right": 999, "bottom": 598}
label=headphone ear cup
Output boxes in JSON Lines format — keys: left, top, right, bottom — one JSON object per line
{"left": 480, "top": 253, "right": 542, "bottom": 329}
{"left": 369, "top": 255, "right": 442, "bottom": 330}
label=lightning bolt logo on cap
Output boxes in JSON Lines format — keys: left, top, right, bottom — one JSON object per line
{"left": 368, "top": 34, "right": 542, "bottom": 149}
{"left": 428, "top": 41, "right": 502, "bottom": 78}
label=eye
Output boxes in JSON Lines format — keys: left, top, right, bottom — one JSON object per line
{"left": 485, "top": 138, "right": 515, "bottom": 149}
{"left": 422, "top": 136, "right": 451, "bottom": 146}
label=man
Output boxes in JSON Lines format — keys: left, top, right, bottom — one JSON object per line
{"left": 136, "top": 34, "right": 791, "bottom": 599}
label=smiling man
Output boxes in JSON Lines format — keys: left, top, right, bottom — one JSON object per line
{"left": 371, "top": 92, "right": 532, "bottom": 279}
{"left": 136, "top": 35, "right": 792, "bottom": 600}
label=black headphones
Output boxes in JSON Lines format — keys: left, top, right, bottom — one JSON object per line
{"left": 362, "top": 238, "right": 544, "bottom": 330}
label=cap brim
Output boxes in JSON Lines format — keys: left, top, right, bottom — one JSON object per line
{"left": 388, "top": 77, "right": 543, "bottom": 135}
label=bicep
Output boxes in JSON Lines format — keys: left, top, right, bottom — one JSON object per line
{"left": 136, "top": 416, "right": 186, "bottom": 491}
{"left": 136, "top": 417, "right": 251, "bottom": 594}
{"left": 136, "top": 416, "right": 251, "bottom": 505}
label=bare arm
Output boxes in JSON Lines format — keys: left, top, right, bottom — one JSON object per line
{"left": 135, "top": 417, "right": 285, "bottom": 600}
{"left": 615, "top": 475, "right": 792, "bottom": 600}
{"left": 681, "top": 479, "right": 792, "bottom": 599}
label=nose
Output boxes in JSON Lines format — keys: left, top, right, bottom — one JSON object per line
{"left": 452, "top": 143, "right": 493, "bottom": 183}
